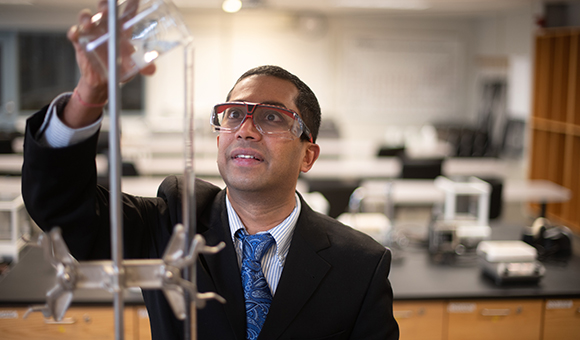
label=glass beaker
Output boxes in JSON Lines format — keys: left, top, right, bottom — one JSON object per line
{"left": 79, "top": 0, "right": 192, "bottom": 83}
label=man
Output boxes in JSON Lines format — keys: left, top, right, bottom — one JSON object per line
{"left": 22, "top": 3, "right": 399, "bottom": 340}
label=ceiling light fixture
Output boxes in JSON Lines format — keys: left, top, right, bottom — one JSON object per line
{"left": 222, "top": 0, "right": 242, "bottom": 13}
{"left": 336, "top": 0, "right": 429, "bottom": 10}
{"left": 0, "top": 0, "right": 32, "bottom": 5}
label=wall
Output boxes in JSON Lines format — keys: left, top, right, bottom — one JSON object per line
{"left": 474, "top": 6, "right": 536, "bottom": 119}
{"left": 0, "top": 3, "right": 536, "bottom": 155}
{"left": 148, "top": 10, "right": 480, "bottom": 141}
{"left": 147, "top": 7, "right": 536, "bottom": 145}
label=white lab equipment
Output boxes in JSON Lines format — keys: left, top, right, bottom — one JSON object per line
{"left": 477, "top": 240, "right": 546, "bottom": 285}
{"left": 428, "top": 176, "right": 492, "bottom": 260}
{"left": 0, "top": 191, "right": 31, "bottom": 263}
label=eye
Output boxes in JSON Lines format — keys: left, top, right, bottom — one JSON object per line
{"left": 263, "top": 110, "right": 284, "bottom": 123}
{"left": 225, "top": 108, "right": 244, "bottom": 120}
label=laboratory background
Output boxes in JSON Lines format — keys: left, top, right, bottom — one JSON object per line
{"left": 0, "top": 0, "right": 579, "bottom": 339}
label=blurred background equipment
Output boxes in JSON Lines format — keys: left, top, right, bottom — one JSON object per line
{"left": 477, "top": 240, "right": 546, "bottom": 285}
{"left": 522, "top": 217, "right": 573, "bottom": 261}
{"left": 0, "top": 187, "right": 32, "bottom": 264}
{"left": 428, "top": 176, "right": 492, "bottom": 263}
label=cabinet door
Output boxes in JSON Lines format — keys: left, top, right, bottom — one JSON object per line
{"left": 543, "top": 299, "right": 580, "bottom": 340}
{"left": 136, "top": 306, "right": 152, "bottom": 340}
{"left": 0, "top": 306, "right": 135, "bottom": 340}
{"left": 446, "top": 299, "right": 542, "bottom": 340}
{"left": 393, "top": 300, "right": 445, "bottom": 340}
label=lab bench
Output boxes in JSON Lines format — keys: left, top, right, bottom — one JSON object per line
{"left": 388, "top": 223, "right": 580, "bottom": 340}
{"left": 0, "top": 226, "right": 579, "bottom": 340}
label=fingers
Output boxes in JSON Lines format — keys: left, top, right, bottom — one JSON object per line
{"left": 78, "top": 8, "right": 93, "bottom": 27}
{"left": 66, "top": 0, "right": 157, "bottom": 85}
{"left": 140, "top": 63, "right": 157, "bottom": 76}
{"left": 68, "top": 9, "right": 93, "bottom": 44}
{"left": 122, "top": 0, "right": 140, "bottom": 18}
{"left": 67, "top": 24, "right": 79, "bottom": 44}
{"left": 97, "top": 0, "right": 108, "bottom": 13}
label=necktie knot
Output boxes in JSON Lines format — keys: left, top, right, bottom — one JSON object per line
{"left": 238, "top": 232, "right": 275, "bottom": 263}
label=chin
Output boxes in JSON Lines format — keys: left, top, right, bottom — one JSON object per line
{"left": 224, "top": 176, "right": 265, "bottom": 192}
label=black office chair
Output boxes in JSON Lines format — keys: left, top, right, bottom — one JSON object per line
{"left": 307, "top": 179, "right": 361, "bottom": 219}
{"left": 400, "top": 156, "right": 443, "bottom": 179}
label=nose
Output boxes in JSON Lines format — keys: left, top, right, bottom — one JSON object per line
{"left": 235, "top": 115, "right": 262, "bottom": 140}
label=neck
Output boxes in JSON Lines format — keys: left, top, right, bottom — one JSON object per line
{"left": 227, "top": 189, "right": 297, "bottom": 235}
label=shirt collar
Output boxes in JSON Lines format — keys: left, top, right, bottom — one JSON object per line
{"left": 227, "top": 193, "right": 301, "bottom": 265}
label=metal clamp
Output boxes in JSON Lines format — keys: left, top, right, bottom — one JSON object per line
{"left": 24, "top": 224, "right": 225, "bottom": 322}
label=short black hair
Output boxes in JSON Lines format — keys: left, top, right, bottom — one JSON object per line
{"left": 227, "top": 65, "right": 321, "bottom": 143}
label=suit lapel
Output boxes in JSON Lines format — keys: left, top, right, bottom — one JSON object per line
{"left": 198, "top": 191, "right": 332, "bottom": 340}
{"left": 258, "top": 201, "right": 332, "bottom": 340}
{"left": 198, "top": 190, "right": 246, "bottom": 340}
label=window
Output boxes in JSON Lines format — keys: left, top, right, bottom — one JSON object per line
{"left": 1, "top": 33, "right": 17, "bottom": 132}
{"left": 18, "top": 32, "right": 77, "bottom": 110}
{"left": 121, "top": 73, "right": 144, "bottom": 111}
{"left": 0, "top": 44, "right": 3, "bottom": 105}
{"left": 15, "top": 32, "right": 144, "bottom": 113}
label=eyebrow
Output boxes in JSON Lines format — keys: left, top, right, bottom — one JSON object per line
{"left": 260, "top": 101, "right": 288, "bottom": 108}
{"left": 230, "top": 99, "right": 289, "bottom": 109}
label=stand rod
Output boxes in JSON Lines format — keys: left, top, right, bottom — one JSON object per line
{"left": 182, "top": 42, "right": 196, "bottom": 340}
{"left": 107, "top": 0, "right": 124, "bottom": 339}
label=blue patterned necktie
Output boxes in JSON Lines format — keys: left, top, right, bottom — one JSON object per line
{"left": 237, "top": 231, "right": 275, "bottom": 340}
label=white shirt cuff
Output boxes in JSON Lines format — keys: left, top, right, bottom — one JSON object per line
{"left": 37, "top": 92, "right": 103, "bottom": 148}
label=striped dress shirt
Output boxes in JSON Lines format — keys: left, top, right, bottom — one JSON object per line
{"left": 226, "top": 194, "right": 300, "bottom": 295}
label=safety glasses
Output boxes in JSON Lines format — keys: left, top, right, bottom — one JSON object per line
{"left": 210, "top": 101, "right": 313, "bottom": 143}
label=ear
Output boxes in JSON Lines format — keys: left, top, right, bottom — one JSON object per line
{"left": 300, "top": 142, "right": 320, "bottom": 173}
{"left": 216, "top": 134, "right": 220, "bottom": 148}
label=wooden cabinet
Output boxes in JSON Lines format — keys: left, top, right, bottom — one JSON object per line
{"left": 530, "top": 28, "right": 580, "bottom": 232}
{"left": 2, "top": 299, "right": 579, "bottom": 339}
{"left": 136, "top": 306, "right": 152, "bottom": 340}
{"left": 393, "top": 300, "right": 445, "bottom": 340}
{"left": 446, "top": 299, "right": 543, "bottom": 340}
{"left": 0, "top": 306, "right": 136, "bottom": 340}
{"left": 394, "top": 299, "right": 573, "bottom": 340}
{"left": 543, "top": 299, "right": 580, "bottom": 340}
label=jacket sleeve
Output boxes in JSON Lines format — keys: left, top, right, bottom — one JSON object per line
{"left": 22, "top": 108, "right": 223, "bottom": 261}
{"left": 21, "top": 108, "right": 160, "bottom": 260}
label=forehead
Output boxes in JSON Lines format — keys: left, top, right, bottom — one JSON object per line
{"left": 229, "top": 75, "right": 299, "bottom": 114}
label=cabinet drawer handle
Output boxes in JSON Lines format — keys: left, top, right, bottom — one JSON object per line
{"left": 393, "top": 310, "right": 413, "bottom": 319}
{"left": 44, "top": 317, "right": 77, "bottom": 325}
{"left": 394, "top": 308, "right": 425, "bottom": 319}
{"left": 481, "top": 308, "right": 511, "bottom": 317}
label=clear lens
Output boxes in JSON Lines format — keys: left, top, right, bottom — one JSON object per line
{"left": 219, "top": 105, "right": 246, "bottom": 128}
{"left": 213, "top": 103, "right": 303, "bottom": 139}
{"left": 254, "top": 107, "right": 297, "bottom": 133}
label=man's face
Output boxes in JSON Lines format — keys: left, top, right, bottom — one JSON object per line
{"left": 216, "top": 75, "right": 319, "bottom": 196}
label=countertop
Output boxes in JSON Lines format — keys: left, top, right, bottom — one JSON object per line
{"left": 389, "top": 222, "right": 580, "bottom": 300}
{"left": 1, "top": 226, "right": 579, "bottom": 306}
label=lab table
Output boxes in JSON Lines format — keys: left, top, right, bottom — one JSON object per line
{"left": 0, "top": 227, "right": 579, "bottom": 340}
{"left": 1, "top": 227, "right": 578, "bottom": 305}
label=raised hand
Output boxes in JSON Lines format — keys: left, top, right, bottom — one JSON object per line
{"left": 62, "top": 0, "right": 156, "bottom": 128}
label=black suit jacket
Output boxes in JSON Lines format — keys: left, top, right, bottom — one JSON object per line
{"left": 22, "top": 108, "right": 399, "bottom": 340}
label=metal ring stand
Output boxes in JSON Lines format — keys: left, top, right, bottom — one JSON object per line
{"left": 23, "top": 1, "right": 224, "bottom": 339}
